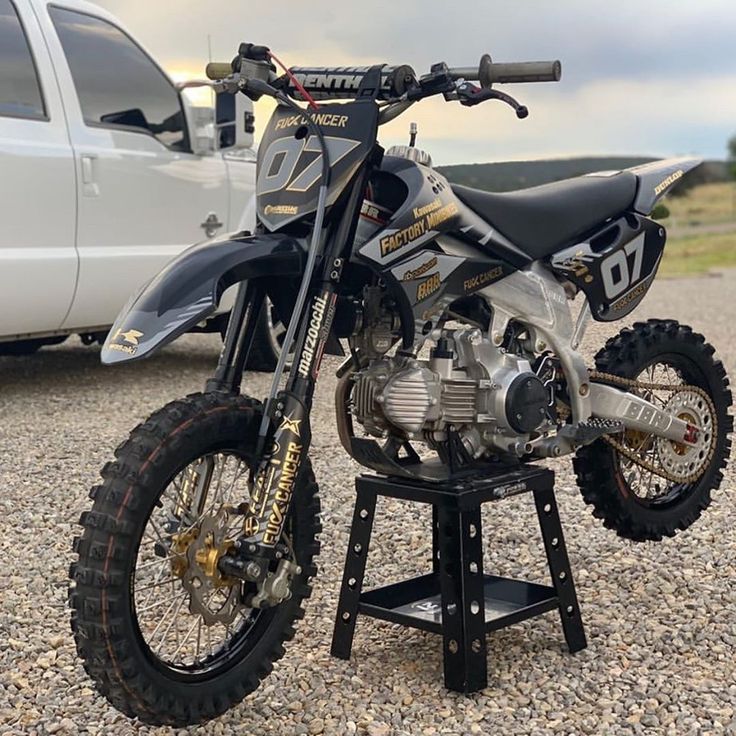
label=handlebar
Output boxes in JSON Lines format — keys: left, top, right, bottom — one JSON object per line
{"left": 205, "top": 51, "right": 562, "bottom": 110}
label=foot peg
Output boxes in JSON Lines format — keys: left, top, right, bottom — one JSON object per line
{"left": 561, "top": 417, "right": 624, "bottom": 444}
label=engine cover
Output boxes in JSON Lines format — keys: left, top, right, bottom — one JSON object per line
{"left": 505, "top": 374, "right": 549, "bottom": 433}
{"left": 350, "top": 328, "right": 552, "bottom": 457}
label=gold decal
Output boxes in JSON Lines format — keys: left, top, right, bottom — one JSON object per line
{"left": 275, "top": 113, "right": 349, "bottom": 130}
{"left": 263, "top": 441, "right": 303, "bottom": 545}
{"left": 264, "top": 204, "right": 298, "bottom": 216}
{"left": 112, "top": 328, "right": 143, "bottom": 346}
{"left": 379, "top": 201, "right": 460, "bottom": 258}
{"left": 416, "top": 272, "right": 441, "bottom": 302}
{"left": 463, "top": 266, "right": 504, "bottom": 293}
{"left": 653, "top": 169, "right": 684, "bottom": 196}
{"left": 401, "top": 256, "right": 439, "bottom": 281}
{"left": 278, "top": 415, "right": 302, "bottom": 437}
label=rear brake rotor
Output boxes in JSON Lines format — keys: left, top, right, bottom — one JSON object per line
{"left": 656, "top": 390, "right": 714, "bottom": 481}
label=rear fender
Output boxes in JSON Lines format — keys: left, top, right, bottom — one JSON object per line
{"left": 102, "top": 233, "right": 304, "bottom": 364}
{"left": 627, "top": 157, "right": 702, "bottom": 214}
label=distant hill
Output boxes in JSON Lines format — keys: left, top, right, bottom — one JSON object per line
{"left": 436, "top": 157, "right": 729, "bottom": 193}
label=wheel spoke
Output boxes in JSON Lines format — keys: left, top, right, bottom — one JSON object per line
{"left": 131, "top": 449, "right": 286, "bottom": 672}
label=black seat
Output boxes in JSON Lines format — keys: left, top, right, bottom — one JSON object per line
{"left": 453, "top": 172, "right": 638, "bottom": 260}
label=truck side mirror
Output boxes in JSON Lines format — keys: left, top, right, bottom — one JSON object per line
{"left": 216, "top": 92, "right": 255, "bottom": 150}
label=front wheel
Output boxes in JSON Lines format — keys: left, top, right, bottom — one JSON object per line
{"left": 574, "top": 320, "right": 732, "bottom": 541}
{"left": 69, "top": 393, "right": 320, "bottom": 726}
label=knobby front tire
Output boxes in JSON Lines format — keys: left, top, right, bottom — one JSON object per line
{"left": 69, "top": 392, "right": 321, "bottom": 726}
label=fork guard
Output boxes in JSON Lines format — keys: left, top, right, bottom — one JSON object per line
{"left": 101, "top": 233, "right": 305, "bottom": 365}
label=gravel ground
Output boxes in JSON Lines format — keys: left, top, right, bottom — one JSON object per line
{"left": 0, "top": 271, "right": 734, "bottom": 736}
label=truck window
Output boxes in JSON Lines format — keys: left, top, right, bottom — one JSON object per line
{"left": 49, "top": 7, "right": 186, "bottom": 150}
{"left": 0, "top": 0, "right": 46, "bottom": 120}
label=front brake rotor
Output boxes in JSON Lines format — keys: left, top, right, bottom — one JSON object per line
{"left": 180, "top": 508, "right": 242, "bottom": 626}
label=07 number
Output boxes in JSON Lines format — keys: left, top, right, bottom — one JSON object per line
{"left": 257, "top": 136, "right": 360, "bottom": 196}
{"left": 600, "top": 233, "right": 646, "bottom": 299}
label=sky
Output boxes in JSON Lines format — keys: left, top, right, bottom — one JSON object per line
{"left": 93, "top": 0, "right": 736, "bottom": 166}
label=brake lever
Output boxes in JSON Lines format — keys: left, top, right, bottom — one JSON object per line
{"left": 456, "top": 82, "right": 529, "bottom": 118}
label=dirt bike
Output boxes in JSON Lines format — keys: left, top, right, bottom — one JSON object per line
{"left": 69, "top": 44, "right": 732, "bottom": 725}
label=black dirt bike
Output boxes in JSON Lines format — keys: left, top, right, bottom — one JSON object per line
{"left": 69, "top": 44, "right": 732, "bottom": 725}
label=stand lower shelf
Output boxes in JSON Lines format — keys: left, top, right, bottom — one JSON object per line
{"left": 359, "top": 573, "right": 559, "bottom": 635}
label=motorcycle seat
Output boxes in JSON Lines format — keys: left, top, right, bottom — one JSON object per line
{"left": 452, "top": 171, "right": 638, "bottom": 260}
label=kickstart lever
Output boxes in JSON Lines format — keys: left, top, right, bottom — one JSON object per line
{"left": 456, "top": 82, "right": 529, "bottom": 118}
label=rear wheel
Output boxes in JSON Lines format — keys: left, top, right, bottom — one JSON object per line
{"left": 574, "top": 320, "right": 732, "bottom": 541}
{"left": 69, "top": 392, "right": 320, "bottom": 726}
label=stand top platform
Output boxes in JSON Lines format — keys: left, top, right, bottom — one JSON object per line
{"left": 358, "top": 464, "right": 554, "bottom": 509}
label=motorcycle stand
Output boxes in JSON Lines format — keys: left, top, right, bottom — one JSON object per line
{"left": 330, "top": 465, "right": 587, "bottom": 693}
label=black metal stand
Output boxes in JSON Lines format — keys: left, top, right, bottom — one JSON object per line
{"left": 330, "top": 465, "right": 587, "bottom": 693}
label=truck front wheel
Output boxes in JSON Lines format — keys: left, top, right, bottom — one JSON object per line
{"left": 0, "top": 336, "right": 67, "bottom": 356}
{"left": 244, "top": 297, "right": 291, "bottom": 372}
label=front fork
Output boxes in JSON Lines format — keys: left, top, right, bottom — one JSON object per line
{"left": 212, "top": 278, "right": 339, "bottom": 591}
{"left": 246, "top": 283, "right": 338, "bottom": 548}
{"left": 212, "top": 159, "right": 371, "bottom": 595}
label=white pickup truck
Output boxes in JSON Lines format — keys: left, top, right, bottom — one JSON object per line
{"left": 0, "top": 0, "right": 283, "bottom": 368}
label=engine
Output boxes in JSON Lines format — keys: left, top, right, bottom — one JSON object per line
{"left": 351, "top": 328, "right": 554, "bottom": 457}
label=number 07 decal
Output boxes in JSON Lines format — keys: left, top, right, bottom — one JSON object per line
{"left": 257, "top": 136, "right": 361, "bottom": 196}
{"left": 601, "top": 233, "right": 646, "bottom": 299}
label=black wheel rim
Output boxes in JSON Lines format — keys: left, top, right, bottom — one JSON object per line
{"left": 613, "top": 352, "right": 714, "bottom": 510}
{"left": 130, "top": 446, "right": 287, "bottom": 682}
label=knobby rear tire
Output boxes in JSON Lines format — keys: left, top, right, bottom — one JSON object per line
{"left": 69, "top": 392, "right": 321, "bottom": 726}
{"left": 574, "top": 319, "right": 732, "bottom": 541}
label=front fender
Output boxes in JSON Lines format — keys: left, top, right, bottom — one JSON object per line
{"left": 102, "top": 232, "right": 304, "bottom": 364}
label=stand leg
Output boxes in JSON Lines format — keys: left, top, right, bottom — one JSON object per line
{"left": 533, "top": 485, "right": 587, "bottom": 653}
{"left": 436, "top": 505, "right": 488, "bottom": 693}
{"left": 330, "top": 484, "right": 377, "bottom": 660}
{"left": 431, "top": 505, "right": 440, "bottom": 574}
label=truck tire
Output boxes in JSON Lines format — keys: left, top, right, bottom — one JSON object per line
{"left": 245, "top": 297, "right": 289, "bottom": 372}
{"left": 0, "top": 336, "right": 67, "bottom": 356}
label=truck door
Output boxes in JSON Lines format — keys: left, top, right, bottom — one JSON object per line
{"left": 0, "top": 0, "right": 77, "bottom": 337}
{"left": 42, "top": 5, "right": 229, "bottom": 331}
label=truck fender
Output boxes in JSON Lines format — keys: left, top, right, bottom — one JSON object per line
{"left": 101, "top": 232, "right": 304, "bottom": 364}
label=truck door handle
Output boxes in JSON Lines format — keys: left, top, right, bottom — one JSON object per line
{"left": 201, "top": 212, "right": 224, "bottom": 238}
{"left": 81, "top": 154, "right": 99, "bottom": 197}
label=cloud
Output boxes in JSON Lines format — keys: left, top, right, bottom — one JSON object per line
{"left": 91, "top": 0, "right": 736, "bottom": 162}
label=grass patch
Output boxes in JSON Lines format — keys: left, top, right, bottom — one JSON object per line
{"left": 664, "top": 182, "right": 736, "bottom": 227}
{"left": 660, "top": 231, "right": 736, "bottom": 276}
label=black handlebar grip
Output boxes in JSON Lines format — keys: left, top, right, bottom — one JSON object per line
{"left": 478, "top": 54, "right": 562, "bottom": 87}
{"left": 479, "top": 56, "right": 562, "bottom": 86}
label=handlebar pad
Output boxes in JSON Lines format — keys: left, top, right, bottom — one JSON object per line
{"left": 480, "top": 57, "right": 561, "bottom": 85}
{"left": 206, "top": 62, "right": 235, "bottom": 81}
{"left": 285, "top": 65, "right": 416, "bottom": 101}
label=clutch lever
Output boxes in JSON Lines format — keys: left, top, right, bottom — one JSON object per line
{"left": 456, "top": 82, "right": 529, "bottom": 118}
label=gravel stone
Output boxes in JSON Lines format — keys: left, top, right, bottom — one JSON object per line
{"left": 0, "top": 271, "right": 734, "bottom": 735}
